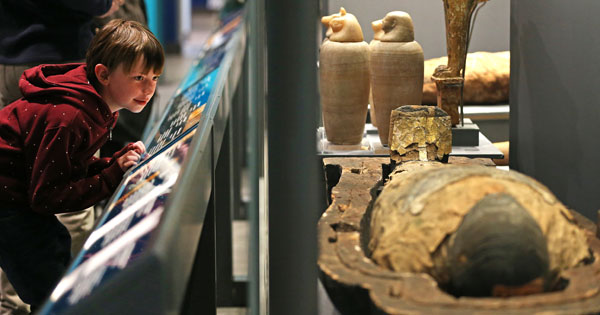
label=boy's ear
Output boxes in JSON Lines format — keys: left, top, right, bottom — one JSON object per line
{"left": 94, "top": 64, "right": 110, "bottom": 86}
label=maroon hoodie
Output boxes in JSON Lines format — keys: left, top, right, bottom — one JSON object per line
{"left": 0, "top": 63, "right": 130, "bottom": 215}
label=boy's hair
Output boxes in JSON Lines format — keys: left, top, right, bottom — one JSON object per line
{"left": 86, "top": 19, "right": 165, "bottom": 90}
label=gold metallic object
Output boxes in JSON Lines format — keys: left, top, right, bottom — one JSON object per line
{"left": 388, "top": 105, "right": 451, "bottom": 163}
{"left": 434, "top": 0, "right": 488, "bottom": 126}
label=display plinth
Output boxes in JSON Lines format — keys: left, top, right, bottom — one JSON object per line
{"left": 452, "top": 118, "right": 480, "bottom": 146}
{"left": 317, "top": 124, "right": 503, "bottom": 159}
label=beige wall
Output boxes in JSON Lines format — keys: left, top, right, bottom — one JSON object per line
{"left": 326, "top": 0, "right": 509, "bottom": 59}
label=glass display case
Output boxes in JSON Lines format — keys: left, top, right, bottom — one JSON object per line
{"left": 38, "top": 9, "right": 246, "bottom": 315}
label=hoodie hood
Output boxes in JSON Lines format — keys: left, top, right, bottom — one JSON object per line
{"left": 20, "top": 63, "right": 117, "bottom": 128}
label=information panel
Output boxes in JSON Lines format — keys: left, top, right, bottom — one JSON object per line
{"left": 176, "top": 40, "right": 226, "bottom": 93}
{"left": 144, "top": 12, "right": 243, "bottom": 156}
{"left": 41, "top": 128, "right": 197, "bottom": 314}
{"left": 177, "top": 11, "right": 241, "bottom": 93}
{"left": 145, "top": 70, "right": 216, "bottom": 156}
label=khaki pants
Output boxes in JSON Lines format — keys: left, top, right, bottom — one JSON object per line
{"left": 0, "top": 63, "right": 96, "bottom": 314}
{"left": 0, "top": 64, "right": 37, "bottom": 108}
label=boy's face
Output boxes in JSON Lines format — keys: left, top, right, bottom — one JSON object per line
{"left": 101, "top": 57, "right": 161, "bottom": 113}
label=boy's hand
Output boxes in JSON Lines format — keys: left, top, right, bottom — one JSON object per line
{"left": 117, "top": 141, "right": 146, "bottom": 171}
{"left": 130, "top": 141, "right": 146, "bottom": 155}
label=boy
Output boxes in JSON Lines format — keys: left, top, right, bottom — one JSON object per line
{"left": 0, "top": 19, "right": 164, "bottom": 310}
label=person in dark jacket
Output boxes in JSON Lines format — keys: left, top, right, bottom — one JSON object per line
{"left": 0, "top": 19, "right": 163, "bottom": 311}
{"left": 0, "top": 0, "right": 124, "bottom": 106}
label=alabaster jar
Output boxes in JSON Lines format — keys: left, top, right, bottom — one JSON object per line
{"left": 319, "top": 8, "right": 370, "bottom": 145}
{"left": 370, "top": 11, "right": 424, "bottom": 145}
{"left": 368, "top": 19, "right": 384, "bottom": 127}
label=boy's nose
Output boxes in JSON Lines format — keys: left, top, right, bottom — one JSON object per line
{"left": 143, "top": 81, "right": 156, "bottom": 95}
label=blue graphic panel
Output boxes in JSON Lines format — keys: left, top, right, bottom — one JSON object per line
{"left": 146, "top": 69, "right": 217, "bottom": 156}
{"left": 40, "top": 129, "right": 197, "bottom": 315}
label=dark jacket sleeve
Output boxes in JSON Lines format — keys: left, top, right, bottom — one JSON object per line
{"left": 57, "top": 0, "right": 112, "bottom": 17}
{"left": 29, "top": 126, "right": 124, "bottom": 214}
{"left": 87, "top": 156, "right": 113, "bottom": 175}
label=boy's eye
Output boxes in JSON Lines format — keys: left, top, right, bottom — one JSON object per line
{"left": 152, "top": 76, "right": 160, "bottom": 81}
{"left": 134, "top": 76, "right": 144, "bottom": 81}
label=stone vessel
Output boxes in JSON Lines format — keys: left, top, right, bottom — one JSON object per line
{"left": 368, "top": 19, "right": 384, "bottom": 127}
{"left": 369, "top": 11, "right": 424, "bottom": 145}
{"left": 320, "top": 8, "right": 370, "bottom": 145}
